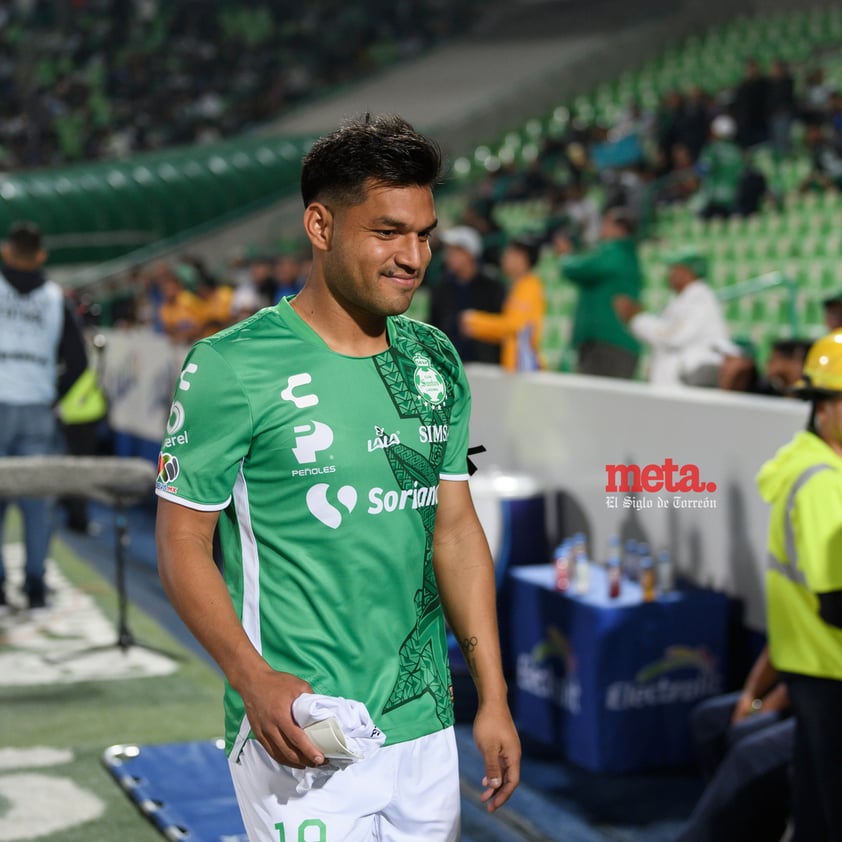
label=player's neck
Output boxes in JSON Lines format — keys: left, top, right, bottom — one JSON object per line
{"left": 291, "top": 285, "right": 389, "bottom": 357}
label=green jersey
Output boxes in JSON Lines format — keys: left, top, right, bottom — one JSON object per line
{"left": 156, "top": 298, "right": 471, "bottom": 756}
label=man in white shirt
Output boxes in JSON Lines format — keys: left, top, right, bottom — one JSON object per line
{"left": 613, "top": 247, "right": 737, "bottom": 387}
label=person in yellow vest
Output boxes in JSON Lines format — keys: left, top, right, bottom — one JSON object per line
{"left": 57, "top": 333, "right": 109, "bottom": 533}
{"left": 459, "top": 236, "right": 546, "bottom": 372}
{"left": 756, "top": 330, "right": 842, "bottom": 842}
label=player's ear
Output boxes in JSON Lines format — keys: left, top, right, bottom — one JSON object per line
{"left": 303, "top": 202, "right": 333, "bottom": 252}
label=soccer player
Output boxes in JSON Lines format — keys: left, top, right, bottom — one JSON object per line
{"left": 155, "top": 114, "right": 520, "bottom": 841}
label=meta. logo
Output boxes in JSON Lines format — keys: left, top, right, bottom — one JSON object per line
{"left": 281, "top": 373, "right": 318, "bottom": 408}
{"left": 292, "top": 421, "right": 334, "bottom": 464}
{"left": 605, "top": 459, "right": 717, "bottom": 493}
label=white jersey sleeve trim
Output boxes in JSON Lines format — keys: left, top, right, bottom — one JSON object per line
{"left": 439, "top": 472, "right": 470, "bottom": 482}
{"left": 155, "top": 488, "right": 232, "bottom": 511}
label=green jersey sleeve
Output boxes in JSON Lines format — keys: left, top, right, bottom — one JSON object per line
{"left": 156, "top": 340, "right": 252, "bottom": 509}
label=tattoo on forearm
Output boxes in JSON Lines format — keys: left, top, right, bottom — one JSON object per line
{"left": 460, "top": 636, "right": 479, "bottom": 677}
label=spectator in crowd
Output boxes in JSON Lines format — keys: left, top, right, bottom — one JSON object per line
{"left": 273, "top": 251, "right": 307, "bottom": 302}
{"left": 614, "top": 247, "right": 736, "bottom": 387}
{"left": 767, "top": 59, "right": 797, "bottom": 157}
{"left": 460, "top": 235, "right": 546, "bottom": 372}
{"left": 555, "top": 182, "right": 602, "bottom": 247}
{"left": 801, "top": 67, "right": 835, "bottom": 123}
{"left": 799, "top": 119, "right": 842, "bottom": 193}
{"left": 156, "top": 261, "right": 207, "bottom": 345}
{"left": 195, "top": 273, "right": 233, "bottom": 337}
{"left": 732, "top": 58, "right": 770, "bottom": 149}
{"left": 677, "top": 645, "right": 794, "bottom": 842}
{"left": 658, "top": 143, "right": 702, "bottom": 204}
{"left": 698, "top": 115, "right": 745, "bottom": 218}
{"left": 0, "top": 221, "right": 87, "bottom": 611}
{"left": 555, "top": 206, "right": 642, "bottom": 378}
{"left": 677, "top": 85, "right": 713, "bottom": 161}
{"left": 428, "top": 225, "right": 505, "bottom": 364}
{"left": 823, "top": 291, "right": 842, "bottom": 331}
{"left": 757, "top": 331, "right": 842, "bottom": 842}
{"left": 720, "top": 339, "right": 812, "bottom": 396}
{"left": 736, "top": 152, "right": 769, "bottom": 216}
{"left": 155, "top": 113, "right": 520, "bottom": 840}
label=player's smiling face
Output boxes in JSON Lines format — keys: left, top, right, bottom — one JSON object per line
{"left": 322, "top": 183, "right": 437, "bottom": 318}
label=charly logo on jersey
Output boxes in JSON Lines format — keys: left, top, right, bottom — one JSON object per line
{"left": 281, "top": 372, "right": 318, "bottom": 408}
{"left": 367, "top": 425, "right": 400, "bottom": 452}
{"left": 306, "top": 483, "right": 358, "bottom": 529}
{"left": 162, "top": 401, "right": 189, "bottom": 447}
{"left": 412, "top": 354, "right": 447, "bottom": 407}
{"left": 179, "top": 363, "right": 198, "bottom": 391}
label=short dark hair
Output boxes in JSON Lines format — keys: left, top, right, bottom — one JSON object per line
{"left": 604, "top": 206, "right": 636, "bottom": 237}
{"left": 507, "top": 235, "right": 541, "bottom": 267}
{"left": 300, "top": 114, "right": 442, "bottom": 208}
{"left": 6, "top": 220, "right": 43, "bottom": 258}
{"left": 771, "top": 339, "right": 812, "bottom": 361}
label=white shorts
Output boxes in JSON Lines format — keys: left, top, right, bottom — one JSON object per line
{"left": 229, "top": 727, "right": 460, "bottom": 842}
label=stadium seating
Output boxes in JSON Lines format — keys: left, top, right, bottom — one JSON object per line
{"left": 437, "top": 4, "right": 842, "bottom": 372}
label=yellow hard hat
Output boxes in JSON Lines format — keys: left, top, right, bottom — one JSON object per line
{"left": 794, "top": 330, "right": 842, "bottom": 396}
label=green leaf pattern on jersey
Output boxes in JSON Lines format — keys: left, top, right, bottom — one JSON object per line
{"left": 376, "top": 322, "right": 460, "bottom": 726}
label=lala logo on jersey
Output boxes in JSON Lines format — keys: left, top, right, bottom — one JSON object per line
{"left": 306, "top": 483, "right": 357, "bottom": 529}
{"left": 412, "top": 354, "right": 447, "bottom": 407}
{"left": 367, "top": 425, "right": 400, "bottom": 452}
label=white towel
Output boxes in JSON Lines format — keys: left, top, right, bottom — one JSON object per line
{"left": 289, "top": 693, "right": 386, "bottom": 792}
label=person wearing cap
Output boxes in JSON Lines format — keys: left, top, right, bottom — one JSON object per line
{"left": 614, "top": 246, "right": 736, "bottom": 387}
{"left": 459, "top": 236, "right": 546, "bottom": 372}
{"left": 428, "top": 225, "right": 505, "bottom": 364}
{"left": 155, "top": 259, "right": 208, "bottom": 345}
{"left": 698, "top": 114, "right": 745, "bottom": 219}
{"left": 0, "top": 220, "right": 88, "bottom": 611}
{"left": 554, "top": 205, "right": 642, "bottom": 378}
{"left": 756, "top": 331, "right": 842, "bottom": 841}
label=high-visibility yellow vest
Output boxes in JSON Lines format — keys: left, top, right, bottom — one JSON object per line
{"left": 57, "top": 368, "right": 108, "bottom": 425}
{"left": 757, "top": 430, "right": 842, "bottom": 680}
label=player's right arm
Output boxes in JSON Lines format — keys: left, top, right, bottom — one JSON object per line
{"left": 156, "top": 498, "right": 325, "bottom": 769}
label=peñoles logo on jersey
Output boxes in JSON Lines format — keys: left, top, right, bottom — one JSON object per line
{"left": 412, "top": 354, "right": 446, "bottom": 407}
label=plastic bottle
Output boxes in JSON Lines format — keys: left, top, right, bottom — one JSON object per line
{"left": 657, "top": 549, "right": 674, "bottom": 594}
{"left": 553, "top": 539, "right": 571, "bottom": 592}
{"left": 608, "top": 555, "right": 622, "bottom": 599}
{"left": 606, "top": 534, "right": 621, "bottom": 570}
{"left": 624, "top": 539, "right": 639, "bottom": 581}
{"left": 574, "top": 533, "right": 590, "bottom": 595}
{"left": 640, "top": 555, "right": 656, "bottom": 602}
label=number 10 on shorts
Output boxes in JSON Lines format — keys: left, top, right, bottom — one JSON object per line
{"left": 275, "top": 819, "right": 327, "bottom": 841}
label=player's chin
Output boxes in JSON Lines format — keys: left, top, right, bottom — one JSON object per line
{"left": 379, "top": 288, "right": 418, "bottom": 316}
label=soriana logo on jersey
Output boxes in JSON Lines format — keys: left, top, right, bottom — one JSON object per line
{"left": 412, "top": 354, "right": 447, "bottom": 407}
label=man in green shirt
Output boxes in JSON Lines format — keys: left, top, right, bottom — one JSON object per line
{"left": 555, "top": 206, "right": 642, "bottom": 378}
{"left": 698, "top": 115, "right": 745, "bottom": 219}
{"left": 155, "top": 114, "right": 520, "bottom": 841}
